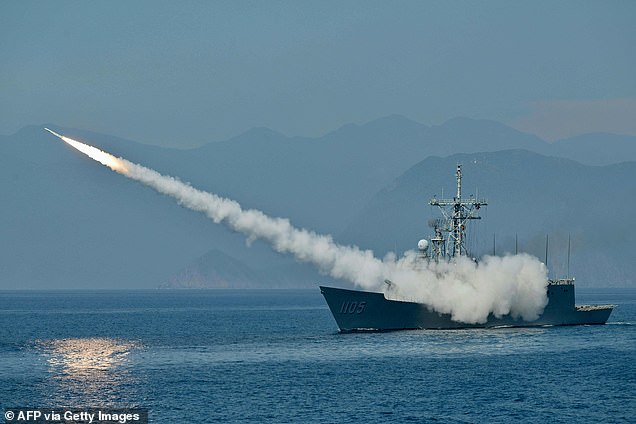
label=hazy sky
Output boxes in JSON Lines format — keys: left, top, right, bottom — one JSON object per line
{"left": 1, "top": 0, "right": 635, "bottom": 147}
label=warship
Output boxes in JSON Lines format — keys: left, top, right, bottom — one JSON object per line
{"left": 320, "top": 164, "right": 614, "bottom": 331}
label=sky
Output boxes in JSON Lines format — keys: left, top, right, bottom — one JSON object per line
{"left": 1, "top": 0, "right": 635, "bottom": 148}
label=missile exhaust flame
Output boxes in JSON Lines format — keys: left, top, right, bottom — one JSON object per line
{"left": 45, "top": 128, "right": 129, "bottom": 174}
{"left": 46, "top": 128, "right": 548, "bottom": 324}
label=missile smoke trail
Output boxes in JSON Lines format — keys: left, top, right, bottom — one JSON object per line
{"left": 46, "top": 129, "right": 548, "bottom": 323}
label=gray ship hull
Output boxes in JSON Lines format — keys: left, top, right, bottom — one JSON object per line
{"left": 320, "top": 283, "right": 614, "bottom": 332}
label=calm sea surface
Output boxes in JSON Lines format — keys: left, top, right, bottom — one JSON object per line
{"left": 1, "top": 288, "right": 634, "bottom": 423}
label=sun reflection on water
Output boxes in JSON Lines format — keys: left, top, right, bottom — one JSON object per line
{"left": 36, "top": 338, "right": 139, "bottom": 406}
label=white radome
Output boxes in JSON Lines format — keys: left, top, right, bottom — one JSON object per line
{"left": 417, "top": 239, "right": 429, "bottom": 251}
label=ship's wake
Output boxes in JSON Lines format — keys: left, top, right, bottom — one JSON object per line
{"left": 49, "top": 130, "right": 548, "bottom": 324}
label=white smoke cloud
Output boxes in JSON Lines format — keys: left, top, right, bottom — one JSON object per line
{"left": 387, "top": 251, "right": 548, "bottom": 323}
{"left": 55, "top": 133, "right": 548, "bottom": 323}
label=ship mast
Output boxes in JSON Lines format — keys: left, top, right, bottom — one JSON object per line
{"left": 429, "top": 164, "right": 487, "bottom": 259}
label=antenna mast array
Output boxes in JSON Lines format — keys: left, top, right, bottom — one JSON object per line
{"left": 428, "top": 164, "right": 487, "bottom": 260}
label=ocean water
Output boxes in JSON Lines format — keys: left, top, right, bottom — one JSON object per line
{"left": 1, "top": 288, "right": 634, "bottom": 423}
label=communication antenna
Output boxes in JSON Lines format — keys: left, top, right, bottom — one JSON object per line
{"left": 567, "top": 234, "right": 571, "bottom": 278}
{"left": 545, "top": 234, "right": 549, "bottom": 277}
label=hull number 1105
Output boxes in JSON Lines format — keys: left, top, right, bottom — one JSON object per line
{"left": 339, "top": 300, "right": 367, "bottom": 314}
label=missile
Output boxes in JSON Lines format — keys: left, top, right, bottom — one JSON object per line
{"left": 44, "top": 127, "right": 63, "bottom": 139}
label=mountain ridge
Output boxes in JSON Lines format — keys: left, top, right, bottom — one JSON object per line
{"left": 2, "top": 116, "right": 634, "bottom": 288}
